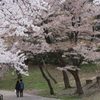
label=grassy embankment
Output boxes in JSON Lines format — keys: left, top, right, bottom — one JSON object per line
{"left": 0, "top": 64, "right": 100, "bottom": 100}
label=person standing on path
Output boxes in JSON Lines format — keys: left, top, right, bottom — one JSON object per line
{"left": 15, "top": 80, "right": 20, "bottom": 97}
{"left": 19, "top": 79, "right": 24, "bottom": 97}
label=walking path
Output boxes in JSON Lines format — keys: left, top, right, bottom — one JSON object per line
{"left": 0, "top": 90, "right": 61, "bottom": 100}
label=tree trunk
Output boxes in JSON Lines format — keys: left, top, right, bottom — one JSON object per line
{"left": 39, "top": 65, "right": 54, "bottom": 95}
{"left": 62, "top": 70, "right": 71, "bottom": 89}
{"left": 51, "top": 53, "right": 71, "bottom": 88}
{"left": 16, "top": 70, "right": 22, "bottom": 79}
{"left": 68, "top": 70, "right": 83, "bottom": 95}
{"left": 45, "top": 67, "right": 57, "bottom": 84}
{"left": 42, "top": 58, "right": 57, "bottom": 84}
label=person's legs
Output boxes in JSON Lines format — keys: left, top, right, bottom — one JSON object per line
{"left": 16, "top": 90, "right": 19, "bottom": 97}
{"left": 21, "top": 89, "right": 23, "bottom": 97}
{"left": 20, "top": 89, "right": 23, "bottom": 97}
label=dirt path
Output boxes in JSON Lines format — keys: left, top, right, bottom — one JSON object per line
{"left": 0, "top": 90, "right": 61, "bottom": 100}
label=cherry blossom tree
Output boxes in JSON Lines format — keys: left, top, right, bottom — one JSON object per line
{"left": 13, "top": 0, "right": 100, "bottom": 95}
{"left": 39, "top": 0, "right": 100, "bottom": 95}
{"left": 0, "top": 0, "right": 100, "bottom": 95}
{"left": 0, "top": 0, "right": 47, "bottom": 78}
{"left": 0, "top": 0, "right": 55, "bottom": 95}
{"left": 0, "top": 38, "right": 29, "bottom": 79}
{"left": 0, "top": 0, "right": 50, "bottom": 74}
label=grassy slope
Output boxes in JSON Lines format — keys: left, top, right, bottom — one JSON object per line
{"left": 0, "top": 64, "right": 100, "bottom": 100}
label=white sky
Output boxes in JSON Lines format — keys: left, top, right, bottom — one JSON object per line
{"left": 93, "top": 0, "right": 100, "bottom": 5}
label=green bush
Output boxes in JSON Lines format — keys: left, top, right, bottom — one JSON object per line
{"left": 25, "top": 55, "right": 61, "bottom": 65}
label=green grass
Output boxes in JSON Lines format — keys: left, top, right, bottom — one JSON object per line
{"left": 0, "top": 65, "right": 100, "bottom": 100}
{"left": 81, "top": 63, "right": 100, "bottom": 72}
{"left": 0, "top": 70, "right": 16, "bottom": 90}
{"left": 0, "top": 68, "right": 48, "bottom": 90}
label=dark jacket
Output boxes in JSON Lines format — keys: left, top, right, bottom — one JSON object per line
{"left": 15, "top": 81, "right": 20, "bottom": 90}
